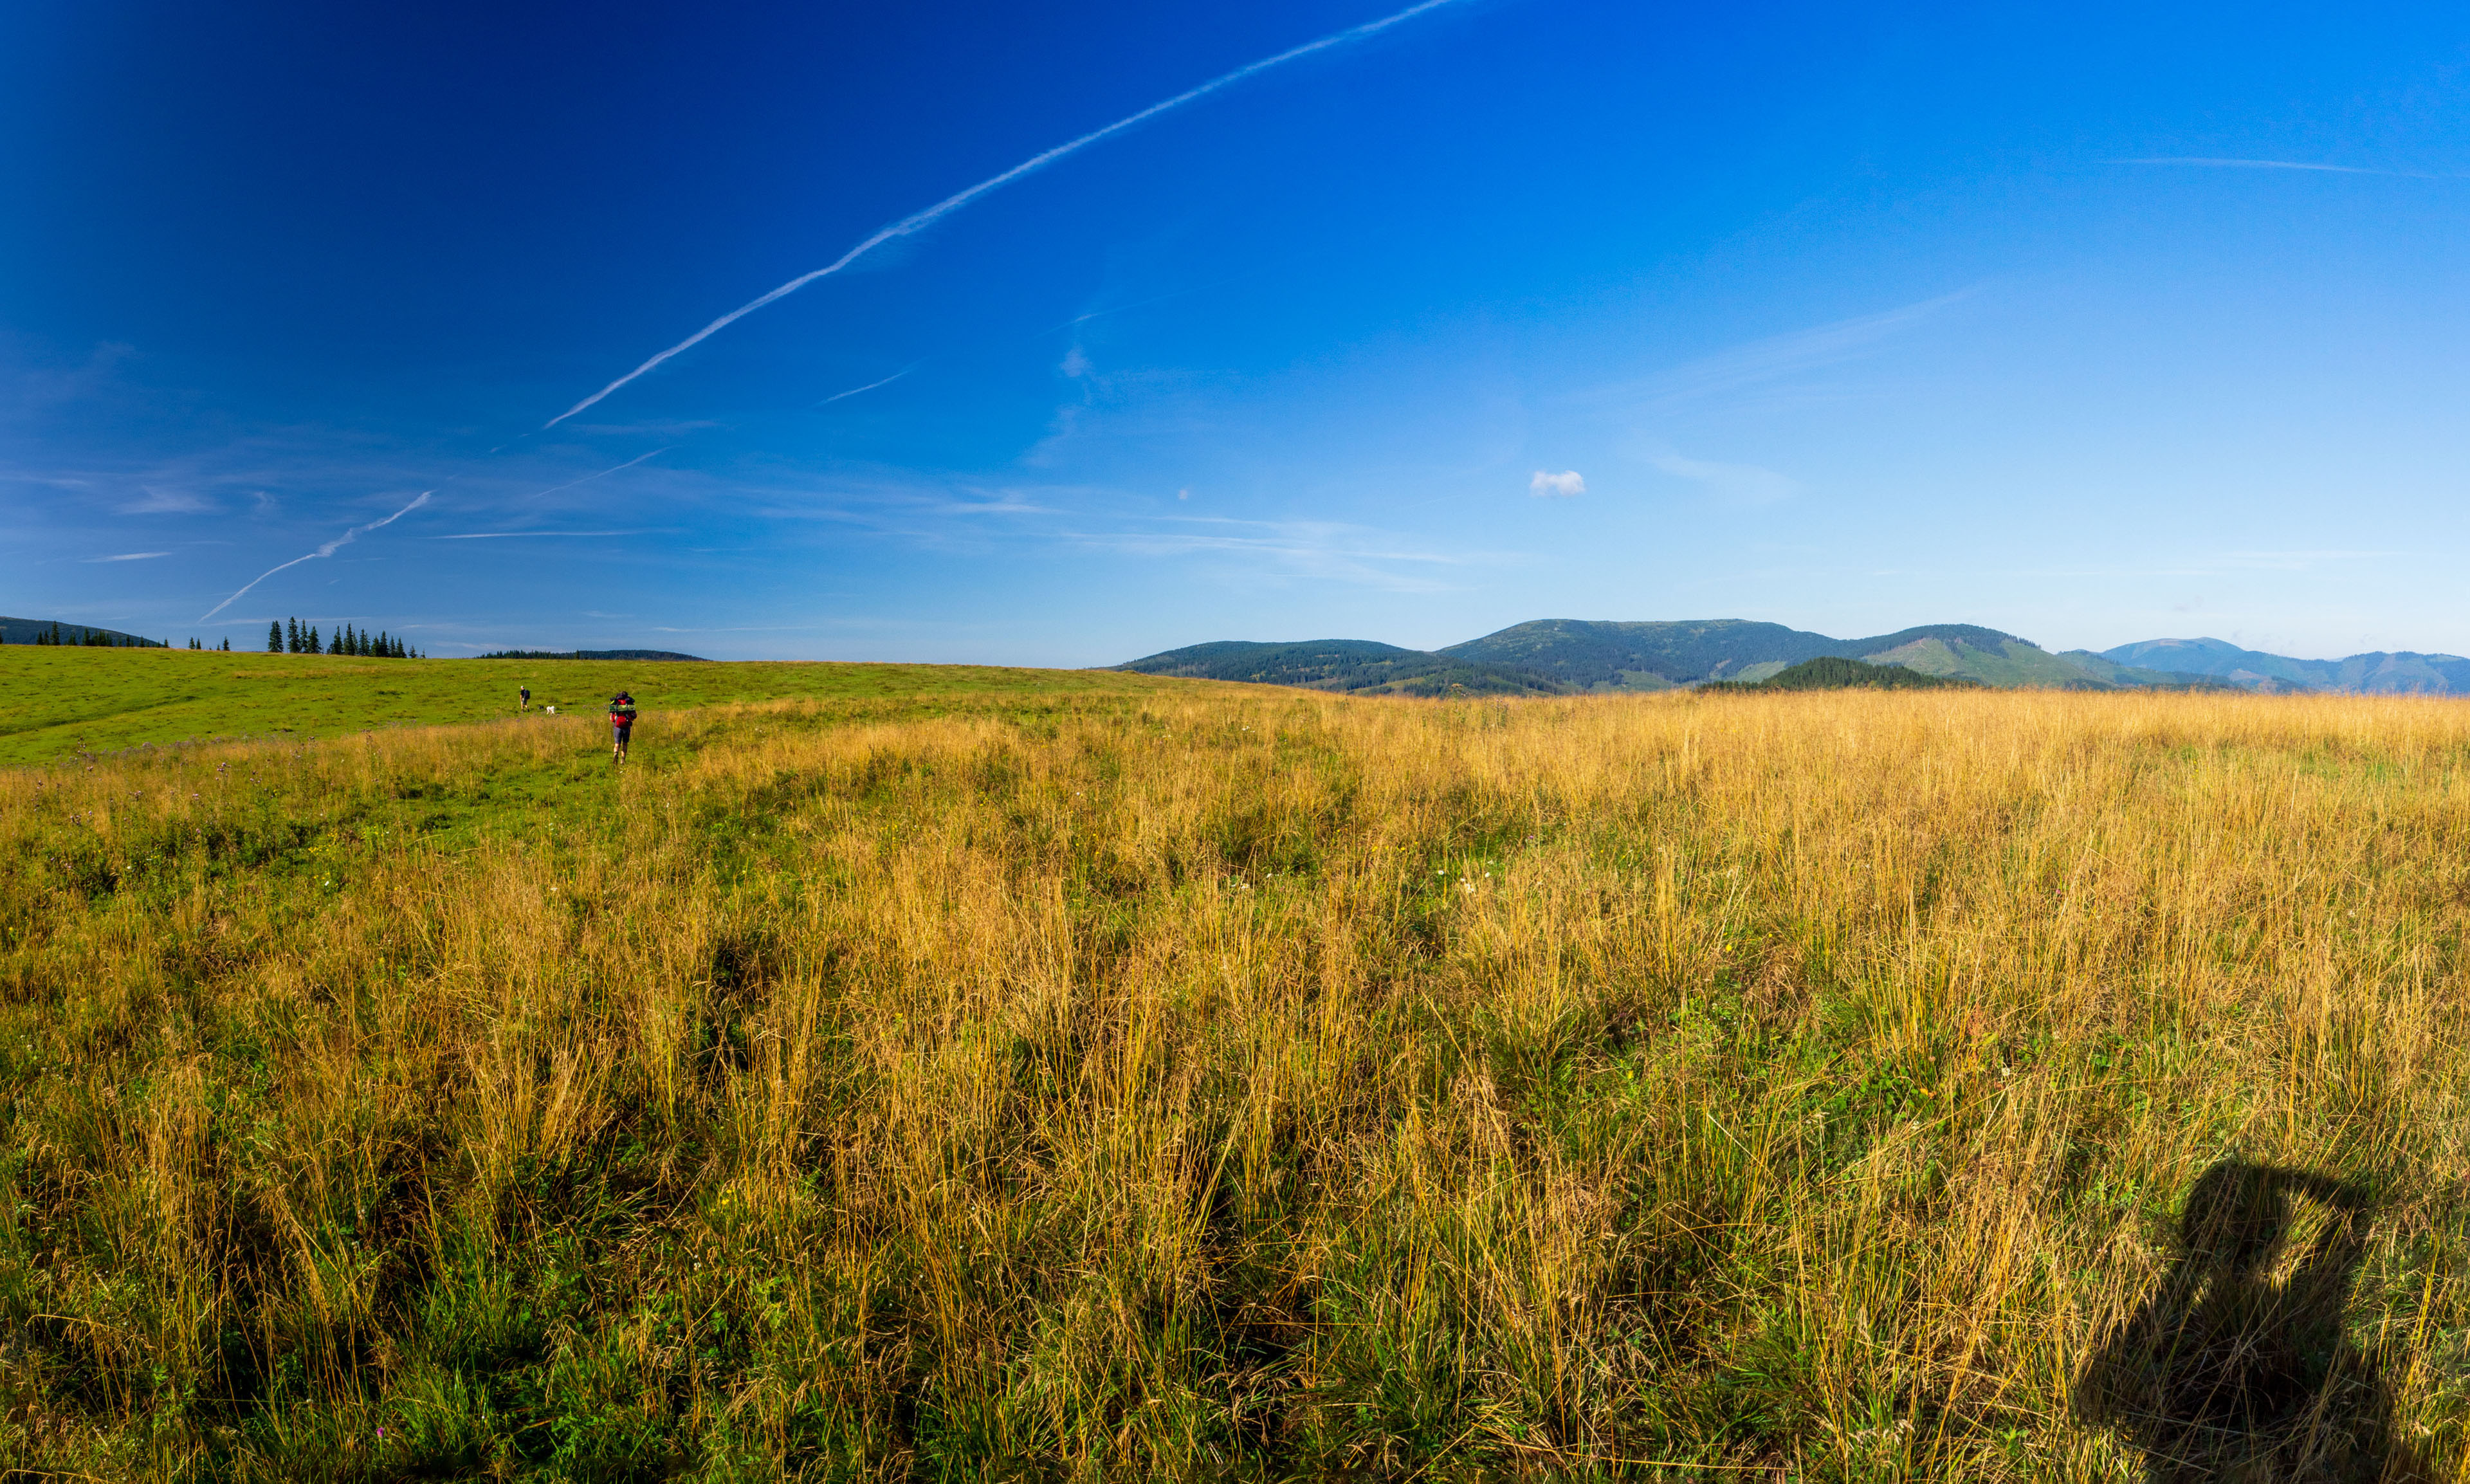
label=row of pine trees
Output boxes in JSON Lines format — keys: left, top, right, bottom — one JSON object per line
{"left": 21, "top": 623, "right": 166, "bottom": 646}
{"left": 8, "top": 621, "right": 421, "bottom": 655}
{"left": 268, "top": 618, "right": 419, "bottom": 658}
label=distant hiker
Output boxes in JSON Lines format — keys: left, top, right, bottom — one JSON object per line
{"left": 608, "top": 692, "right": 637, "bottom": 764}
{"left": 520, "top": 686, "right": 531, "bottom": 710}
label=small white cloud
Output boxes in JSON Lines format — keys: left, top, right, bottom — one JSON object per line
{"left": 1059, "top": 346, "right": 1092, "bottom": 378}
{"left": 1176, "top": 487, "right": 1191, "bottom": 501}
{"left": 1529, "top": 470, "right": 1586, "bottom": 498}
{"left": 85, "top": 551, "right": 170, "bottom": 562}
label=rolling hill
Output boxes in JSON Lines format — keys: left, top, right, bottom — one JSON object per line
{"left": 1112, "top": 639, "right": 1567, "bottom": 696}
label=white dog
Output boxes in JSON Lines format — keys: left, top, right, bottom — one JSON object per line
{"left": 543, "top": 704, "right": 557, "bottom": 715}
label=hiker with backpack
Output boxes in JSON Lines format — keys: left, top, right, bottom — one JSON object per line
{"left": 608, "top": 691, "right": 637, "bottom": 764}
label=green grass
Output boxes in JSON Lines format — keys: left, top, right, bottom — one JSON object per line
{"left": 0, "top": 648, "right": 1178, "bottom": 765}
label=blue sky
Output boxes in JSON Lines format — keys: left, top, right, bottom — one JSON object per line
{"left": 6, "top": 0, "right": 2469, "bottom": 663}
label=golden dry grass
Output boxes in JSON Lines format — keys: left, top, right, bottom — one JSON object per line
{"left": 3, "top": 687, "right": 2468, "bottom": 1480}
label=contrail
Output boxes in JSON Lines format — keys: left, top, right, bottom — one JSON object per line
{"left": 819, "top": 366, "right": 915, "bottom": 403}
{"left": 198, "top": 490, "right": 433, "bottom": 621}
{"left": 526, "top": 446, "right": 670, "bottom": 497}
{"left": 546, "top": 0, "right": 1470, "bottom": 427}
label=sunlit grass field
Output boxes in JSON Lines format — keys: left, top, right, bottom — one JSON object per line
{"left": 0, "top": 646, "right": 1167, "bottom": 765}
{"left": 6, "top": 666, "right": 2470, "bottom": 1479}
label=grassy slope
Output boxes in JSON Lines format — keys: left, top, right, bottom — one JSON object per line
{"left": 1860, "top": 636, "right": 2102, "bottom": 688}
{"left": 0, "top": 648, "right": 1173, "bottom": 765}
{"left": 1714, "top": 655, "right": 1984, "bottom": 691}
{"left": 5, "top": 684, "right": 2470, "bottom": 1479}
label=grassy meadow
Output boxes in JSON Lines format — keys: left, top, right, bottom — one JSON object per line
{"left": 6, "top": 655, "right": 2470, "bottom": 1479}
{"left": 0, "top": 645, "right": 1168, "bottom": 766}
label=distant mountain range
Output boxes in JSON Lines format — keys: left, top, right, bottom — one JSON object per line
{"left": 1118, "top": 621, "right": 2470, "bottom": 696}
{"left": 2095, "top": 637, "right": 2470, "bottom": 695}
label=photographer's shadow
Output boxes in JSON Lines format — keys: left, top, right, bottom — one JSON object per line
{"left": 2076, "top": 1160, "right": 2430, "bottom": 1482}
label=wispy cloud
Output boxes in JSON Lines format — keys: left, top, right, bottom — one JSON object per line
{"left": 6, "top": 436, "right": 446, "bottom": 525}
{"left": 942, "top": 496, "right": 1055, "bottom": 517}
{"left": 648, "top": 623, "right": 858, "bottom": 634}
{"left": 1613, "top": 291, "right": 1973, "bottom": 409}
{"left": 544, "top": 0, "right": 1473, "bottom": 426}
{"left": 198, "top": 490, "right": 434, "bottom": 621}
{"left": 1528, "top": 469, "right": 1585, "bottom": 498}
{"left": 2112, "top": 156, "right": 2441, "bottom": 178}
{"left": 522, "top": 447, "right": 669, "bottom": 500}
{"left": 84, "top": 551, "right": 171, "bottom": 562}
{"left": 433, "top": 529, "right": 652, "bottom": 540}
{"left": 1867, "top": 549, "right": 2398, "bottom": 581}
{"left": 1648, "top": 452, "right": 1800, "bottom": 505}
{"left": 1030, "top": 264, "right": 1292, "bottom": 339}
{"left": 122, "top": 485, "right": 217, "bottom": 515}
{"left": 2196, "top": 549, "right": 2396, "bottom": 572}
{"left": 1071, "top": 515, "right": 1487, "bottom": 592}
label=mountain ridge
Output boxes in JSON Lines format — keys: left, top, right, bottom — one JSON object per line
{"left": 2097, "top": 637, "right": 2470, "bottom": 695}
{"left": 1117, "top": 620, "right": 2409, "bottom": 695}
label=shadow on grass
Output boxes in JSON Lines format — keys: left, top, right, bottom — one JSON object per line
{"left": 2076, "top": 1160, "right": 2432, "bottom": 1482}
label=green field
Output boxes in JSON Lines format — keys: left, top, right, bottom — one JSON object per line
{"left": 0, "top": 648, "right": 1172, "bottom": 766}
